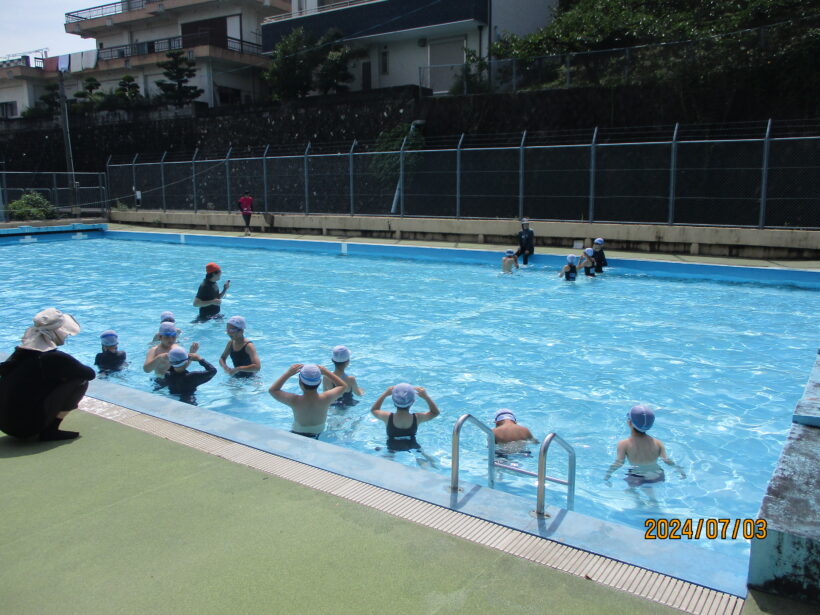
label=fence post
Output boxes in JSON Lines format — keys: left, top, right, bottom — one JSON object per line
{"left": 565, "top": 53, "right": 571, "bottom": 88}
{"left": 512, "top": 59, "right": 517, "bottom": 93}
{"left": 104, "top": 155, "right": 112, "bottom": 210}
{"left": 52, "top": 173, "right": 59, "bottom": 211}
{"left": 588, "top": 127, "right": 598, "bottom": 222}
{"left": 192, "top": 148, "right": 199, "bottom": 213}
{"left": 304, "top": 142, "right": 311, "bottom": 215}
{"left": 262, "top": 144, "right": 269, "bottom": 214}
{"left": 98, "top": 172, "right": 105, "bottom": 215}
{"left": 518, "top": 130, "right": 527, "bottom": 220}
{"left": 225, "top": 146, "right": 233, "bottom": 212}
{"left": 759, "top": 118, "right": 772, "bottom": 229}
{"left": 131, "top": 153, "right": 139, "bottom": 208}
{"left": 349, "top": 139, "right": 357, "bottom": 215}
{"left": 399, "top": 136, "right": 407, "bottom": 217}
{"left": 668, "top": 123, "right": 679, "bottom": 225}
{"left": 160, "top": 151, "right": 167, "bottom": 212}
{"left": 456, "top": 133, "right": 464, "bottom": 218}
{"left": 463, "top": 63, "right": 468, "bottom": 95}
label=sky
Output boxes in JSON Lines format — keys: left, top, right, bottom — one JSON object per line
{"left": 0, "top": 0, "right": 95, "bottom": 59}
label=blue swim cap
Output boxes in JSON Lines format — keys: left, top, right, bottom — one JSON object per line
{"left": 227, "top": 315, "right": 246, "bottom": 330}
{"left": 628, "top": 405, "right": 655, "bottom": 432}
{"left": 567, "top": 254, "right": 577, "bottom": 265}
{"left": 299, "top": 364, "right": 322, "bottom": 386}
{"left": 494, "top": 409, "right": 517, "bottom": 423}
{"left": 158, "top": 322, "right": 177, "bottom": 337}
{"left": 584, "top": 248, "right": 594, "bottom": 256}
{"left": 594, "top": 238, "right": 605, "bottom": 245}
{"left": 168, "top": 345, "right": 189, "bottom": 367}
{"left": 160, "top": 311, "right": 175, "bottom": 323}
{"left": 332, "top": 345, "right": 351, "bottom": 362}
{"left": 392, "top": 383, "right": 416, "bottom": 408}
{"left": 100, "top": 330, "right": 118, "bottom": 346}
{"left": 504, "top": 249, "right": 515, "bottom": 257}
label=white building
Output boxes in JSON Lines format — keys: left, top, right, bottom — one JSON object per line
{"left": 262, "top": 0, "right": 556, "bottom": 94}
{"left": 0, "top": 0, "right": 291, "bottom": 117}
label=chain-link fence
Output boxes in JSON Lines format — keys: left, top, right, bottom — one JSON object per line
{"left": 419, "top": 15, "right": 820, "bottom": 95}
{"left": 0, "top": 171, "right": 107, "bottom": 222}
{"left": 105, "top": 122, "right": 820, "bottom": 229}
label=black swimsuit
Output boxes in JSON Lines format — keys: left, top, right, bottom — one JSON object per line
{"left": 229, "top": 342, "right": 253, "bottom": 378}
{"left": 564, "top": 265, "right": 577, "bottom": 281}
{"left": 387, "top": 414, "right": 418, "bottom": 438}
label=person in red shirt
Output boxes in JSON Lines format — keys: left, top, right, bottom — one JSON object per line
{"left": 238, "top": 191, "right": 253, "bottom": 236}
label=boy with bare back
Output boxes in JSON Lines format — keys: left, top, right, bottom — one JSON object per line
{"left": 604, "top": 405, "right": 686, "bottom": 486}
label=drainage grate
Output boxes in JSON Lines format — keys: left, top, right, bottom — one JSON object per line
{"left": 79, "top": 398, "right": 744, "bottom": 615}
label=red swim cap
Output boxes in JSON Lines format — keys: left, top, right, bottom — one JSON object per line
{"left": 205, "top": 262, "right": 221, "bottom": 273}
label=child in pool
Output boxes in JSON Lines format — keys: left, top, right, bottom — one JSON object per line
{"left": 370, "top": 383, "right": 440, "bottom": 451}
{"left": 592, "top": 237, "right": 608, "bottom": 273}
{"left": 323, "top": 345, "right": 363, "bottom": 406}
{"left": 559, "top": 254, "right": 578, "bottom": 281}
{"left": 578, "top": 248, "right": 596, "bottom": 277}
{"left": 95, "top": 330, "right": 126, "bottom": 372}
{"left": 604, "top": 405, "right": 686, "bottom": 487}
{"left": 501, "top": 249, "right": 519, "bottom": 273}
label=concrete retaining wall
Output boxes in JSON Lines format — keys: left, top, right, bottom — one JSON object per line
{"left": 748, "top": 350, "right": 820, "bottom": 603}
{"left": 109, "top": 210, "right": 820, "bottom": 259}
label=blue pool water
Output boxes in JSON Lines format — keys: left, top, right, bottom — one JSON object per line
{"left": 2, "top": 236, "right": 817, "bottom": 561}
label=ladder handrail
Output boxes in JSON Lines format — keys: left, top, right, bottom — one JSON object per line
{"left": 451, "top": 414, "right": 496, "bottom": 491}
{"left": 450, "top": 414, "right": 576, "bottom": 515}
{"left": 536, "top": 432, "right": 576, "bottom": 513}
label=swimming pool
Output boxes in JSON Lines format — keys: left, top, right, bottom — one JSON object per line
{"left": 2, "top": 232, "right": 817, "bottom": 565}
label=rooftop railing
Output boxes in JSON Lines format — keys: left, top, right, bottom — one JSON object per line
{"left": 97, "top": 32, "right": 262, "bottom": 61}
{"left": 66, "top": 0, "right": 161, "bottom": 24}
{"left": 263, "top": 0, "right": 379, "bottom": 24}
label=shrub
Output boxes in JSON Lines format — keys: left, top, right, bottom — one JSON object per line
{"left": 8, "top": 191, "right": 58, "bottom": 221}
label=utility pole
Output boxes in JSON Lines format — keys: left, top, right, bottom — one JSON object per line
{"left": 57, "top": 70, "right": 77, "bottom": 211}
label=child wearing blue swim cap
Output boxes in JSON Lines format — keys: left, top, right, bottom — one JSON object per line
{"left": 95, "top": 330, "right": 126, "bottom": 373}
{"left": 604, "top": 405, "right": 686, "bottom": 488}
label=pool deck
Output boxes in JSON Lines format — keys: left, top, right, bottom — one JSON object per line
{"left": 2, "top": 224, "right": 818, "bottom": 614}
{"left": 106, "top": 223, "right": 820, "bottom": 270}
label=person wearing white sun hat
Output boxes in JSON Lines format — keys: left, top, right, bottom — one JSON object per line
{"left": 0, "top": 308, "right": 95, "bottom": 441}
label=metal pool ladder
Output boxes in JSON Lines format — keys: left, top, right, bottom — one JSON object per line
{"left": 450, "top": 414, "right": 576, "bottom": 515}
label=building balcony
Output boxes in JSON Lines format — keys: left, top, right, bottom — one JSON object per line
{"left": 98, "top": 32, "right": 264, "bottom": 61}
{"left": 262, "top": 0, "right": 488, "bottom": 50}
{"left": 65, "top": 0, "right": 290, "bottom": 36}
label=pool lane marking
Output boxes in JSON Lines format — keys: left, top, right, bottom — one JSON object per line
{"left": 77, "top": 396, "right": 746, "bottom": 614}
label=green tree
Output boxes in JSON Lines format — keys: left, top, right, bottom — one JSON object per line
{"left": 263, "top": 27, "right": 368, "bottom": 99}
{"left": 263, "top": 27, "right": 323, "bottom": 100}
{"left": 8, "top": 191, "right": 58, "bottom": 221}
{"left": 155, "top": 50, "right": 204, "bottom": 107}
{"left": 314, "top": 29, "right": 368, "bottom": 95}
{"left": 115, "top": 75, "right": 141, "bottom": 102}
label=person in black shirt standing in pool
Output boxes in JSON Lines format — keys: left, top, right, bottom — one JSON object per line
{"left": 515, "top": 219, "right": 535, "bottom": 265}
{"left": 219, "top": 315, "right": 261, "bottom": 378}
{"left": 155, "top": 345, "right": 217, "bottom": 405}
{"left": 193, "top": 262, "right": 230, "bottom": 322}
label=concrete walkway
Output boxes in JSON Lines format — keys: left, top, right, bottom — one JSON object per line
{"left": 105, "top": 223, "right": 820, "bottom": 270}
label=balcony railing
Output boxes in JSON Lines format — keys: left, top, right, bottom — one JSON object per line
{"left": 263, "top": 0, "right": 379, "bottom": 24}
{"left": 66, "top": 0, "right": 161, "bottom": 24}
{"left": 98, "top": 32, "right": 262, "bottom": 61}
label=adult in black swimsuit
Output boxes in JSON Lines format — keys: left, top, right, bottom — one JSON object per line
{"left": 515, "top": 219, "right": 535, "bottom": 265}
{"left": 592, "top": 238, "right": 609, "bottom": 273}
{"left": 370, "top": 383, "right": 440, "bottom": 452}
{"left": 0, "top": 308, "right": 95, "bottom": 441}
{"left": 219, "top": 315, "right": 261, "bottom": 378}
{"left": 193, "top": 262, "right": 230, "bottom": 322}
{"left": 155, "top": 345, "right": 217, "bottom": 405}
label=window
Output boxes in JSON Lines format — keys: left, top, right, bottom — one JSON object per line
{"left": 0, "top": 101, "right": 18, "bottom": 118}
{"left": 379, "top": 47, "right": 389, "bottom": 75}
